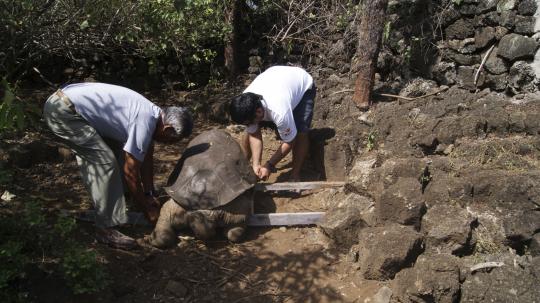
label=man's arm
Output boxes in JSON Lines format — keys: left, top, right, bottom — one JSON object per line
{"left": 123, "top": 152, "right": 160, "bottom": 224}
{"left": 141, "top": 143, "right": 155, "bottom": 194}
{"left": 259, "top": 138, "right": 295, "bottom": 180}
{"left": 248, "top": 128, "right": 264, "bottom": 175}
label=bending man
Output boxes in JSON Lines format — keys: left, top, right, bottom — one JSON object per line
{"left": 44, "top": 83, "right": 192, "bottom": 249}
{"left": 229, "top": 66, "right": 315, "bottom": 181}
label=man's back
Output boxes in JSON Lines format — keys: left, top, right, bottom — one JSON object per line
{"left": 243, "top": 66, "right": 313, "bottom": 114}
{"left": 62, "top": 83, "right": 161, "bottom": 161}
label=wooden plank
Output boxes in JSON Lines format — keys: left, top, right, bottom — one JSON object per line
{"left": 247, "top": 212, "right": 325, "bottom": 226}
{"left": 61, "top": 210, "right": 325, "bottom": 227}
{"left": 254, "top": 181, "right": 345, "bottom": 192}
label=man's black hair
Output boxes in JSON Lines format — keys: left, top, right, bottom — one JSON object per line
{"left": 229, "top": 92, "right": 263, "bottom": 125}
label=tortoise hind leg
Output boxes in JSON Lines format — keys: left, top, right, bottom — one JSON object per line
{"left": 223, "top": 224, "right": 246, "bottom": 243}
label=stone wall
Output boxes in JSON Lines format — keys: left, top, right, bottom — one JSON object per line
{"left": 432, "top": 0, "right": 540, "bottom": 94}
{"left": 356, "top": 0, "right": 540, "bottom": 95}
{"left": 433, "top": 0, "right": 539, "bottom": 93}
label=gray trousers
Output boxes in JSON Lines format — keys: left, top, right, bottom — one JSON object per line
{"left": 43, "top": 92, "right": 128, "bottom": 228}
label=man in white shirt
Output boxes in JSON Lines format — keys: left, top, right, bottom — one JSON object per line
{"left": 229, "top": 66, "right": 316, "bottom": 181}
{"left": 43, "top": 83, "right": 192, "bottom": 249}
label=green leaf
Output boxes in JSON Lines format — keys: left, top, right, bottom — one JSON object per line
{"left": 80, "top": 20, "right": 89, "bottom": 30}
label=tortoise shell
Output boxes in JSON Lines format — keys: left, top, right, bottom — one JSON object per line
{"left": 164, "top": 129, "right": 257, "bottom": 210}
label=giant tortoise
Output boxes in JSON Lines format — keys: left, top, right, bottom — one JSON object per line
{"left": 147, "top": 129, "right": 257, "bottom": 248}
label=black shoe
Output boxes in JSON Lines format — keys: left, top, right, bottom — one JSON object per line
{"left": 95, "top": 228, "right": 138, "bottom": 250}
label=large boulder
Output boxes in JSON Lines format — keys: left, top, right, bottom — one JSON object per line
{"left": 391, "top": 254, "right": 462, "bottom": 303}
{"left": 446, "top": 19, "right": 475, "bottom": 39}
{"left": 499, "top": 10, "right": 517, "bottom": 29}
{"left": 422, "top": 204, "right": 477, "bottom": 255}
{"left": 475, "top": 26, "right": 496, "bottom": 49}
{"left": 497, "top": 0, "right": 517, "bottom": 13}
{"left": 353, "top": 224, "right": 424, "bottom": 280}
{"left": 348, "top": 157, "right": 378, "bottom": 193}
{"left": 503, "top": 210, "right": 540, "bottom": 250}
{"left": 514, "top": 15, "right": 535, "bottom": 35}
{"left": 457, "top": 66, "right": 485, "bottom": 90}
{"left": 464, "top": 170, "right": 540, "bottom": 210}
{"left": 530, "top": 233, "right": 540, "bottom": 257}
{"left": 498, "top": 34, "right": 537, "bottom": 61}
{"left": 518, "top": 0, "right": 537, "bottom": 15}
{"left": 509, "top": 60, "right": 538, "bottom": 93}
{"left": 377, "top": 178, "right": 427, "bottom": 229}
{"left": 318, "top": 189, "right": 374, "bottom": 248}
{"left": 461, "top": 254, "right": 540, "bottom": 302}
{"left": 485, "top": 73, "right": 509, "bottom": 91}
{"left": 485, "top": 48, "right": 509, "bottom": 75}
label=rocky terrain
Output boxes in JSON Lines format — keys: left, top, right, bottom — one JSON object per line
{"left": 2, "top": 0, "right": 540, "bottom": 302}
{"left": 315, "top": 83, "right": 540, "bottom": 302}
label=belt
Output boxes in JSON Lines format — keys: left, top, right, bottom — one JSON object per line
{"left": 55, "top": 89, "right": 74, "bottom": 108}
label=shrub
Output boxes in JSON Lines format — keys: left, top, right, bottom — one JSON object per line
{"left": 0, "top": 200, "right": 109, "bottom": 299}
{"left": 0, "top": 0, "right": 230, "bottom": 86}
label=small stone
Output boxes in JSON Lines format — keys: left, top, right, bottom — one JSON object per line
{"left": 370, "top": 286, "right": 393, "bottom": 303}
{"left": 1, "top": 191, "right": 16, "bottom": 202}
{"left": 443, "top": 144, "right": 455, "bottom": 155}
{"left": 165, "top": 280, "right": 188, "bottom": 298}
{"left": 279, "top": 226, "right": 287, "bottom": 232}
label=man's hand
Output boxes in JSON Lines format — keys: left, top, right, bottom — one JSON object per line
{"left": 144, "top": 196, "right": 161, "bottom": 225}
{"left": 258, "top": 166, "right": 271, "bottom": 180}
{"left": 124, "top": 152, "right": 161, "bottom": 225}
{"left": 253, "top": 164, "right": 270, "bottom": 180}
{"left": 252, "top": 164, "right": 262, "bottom": 176}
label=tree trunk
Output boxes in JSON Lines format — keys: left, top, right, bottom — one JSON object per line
{"left": 352, "top": 0, "right": 389, "bottom": 110}
{"left": 224, "top": 0, "right": 243, "bottom": 79}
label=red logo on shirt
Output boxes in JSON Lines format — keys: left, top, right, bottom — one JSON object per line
{"left": 284, "top": 128, "right": 291, "bottom": 136}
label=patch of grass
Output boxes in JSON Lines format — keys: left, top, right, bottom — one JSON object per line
{"left": 366, "top": 131, "right": 377, "bottom": 151}
{"left": 473, "top": 223, "right": 504, "bottom": 256}
{"left": 449, "top": 138, "right": 537, "bottom": 171}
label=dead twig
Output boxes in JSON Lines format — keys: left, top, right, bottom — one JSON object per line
{"left": 378, "top": 93, "right": 415, "bottom": 101}
{"left": 279, "top": 1, "right": 315, "bottom": 42}
{"left": 329, "top": 86, "right": 449, "bottom": 102}
{"left": 232, "top": 292, "right": 291, "bottom": 303}
{"left": 328, "top": 88, "right": 354, "bottom": 96}
{"left": 475, "top": 44, "right": 495, "bottom": 87}
{"left": 381, "top": 87, "right": 450, "bottom": 101}
{"left": 410, "top": 86, "right": 450, "bottom": 100}
{"left": 470, "top": 261, "right": 504, "bottom": 273}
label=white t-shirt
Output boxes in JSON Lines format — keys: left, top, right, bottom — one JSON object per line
{"left": 62, "top": 83, "right": 162, "bottom": 162}
{"left": 244, "top": 66, "right": 313, "bottom": 143}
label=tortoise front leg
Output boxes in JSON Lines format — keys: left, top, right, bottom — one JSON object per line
{"left": 148, "top": 199, "right": 187, "bottom": 248}
{"left": 188, "top": 210, "right": 217, "bottom": 240}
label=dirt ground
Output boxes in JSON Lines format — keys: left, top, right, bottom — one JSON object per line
{"left": 6, "top": 119, "right": 381, "bottom": 303}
